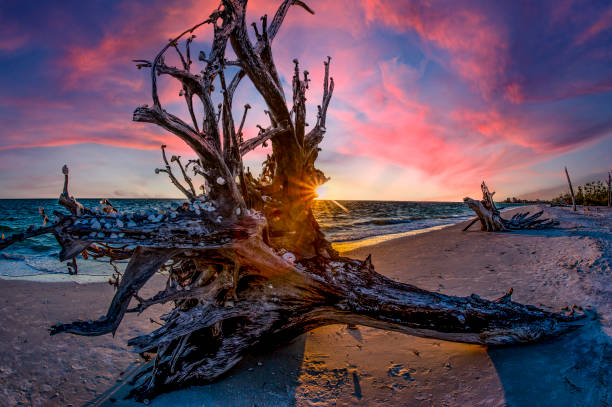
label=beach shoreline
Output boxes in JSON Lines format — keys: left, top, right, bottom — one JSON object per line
{"left": 0, "top": 201, "right": 533, "bottom": 285}
{"left": 0, "top": 205, "right": 610, "bottom": 406}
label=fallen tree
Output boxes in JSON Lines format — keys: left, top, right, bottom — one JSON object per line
{"left": 0, "top": 1, "right": 582, "bottom": 401}
{"left": 464, "top": 181, "right": 559, "bottom": 231}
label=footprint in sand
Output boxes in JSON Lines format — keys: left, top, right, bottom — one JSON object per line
{"left": 387, "top": 363, "right": 416, "bottom": 381}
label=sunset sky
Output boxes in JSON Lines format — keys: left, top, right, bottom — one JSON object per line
{"left": 0, "top": 0, "right": 610, "bottom": 200}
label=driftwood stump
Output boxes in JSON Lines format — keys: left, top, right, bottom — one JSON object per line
{"left": 1, "top": 1, "right": 582, "bottom": 401}
{"left": 464, "top": 182, "right": 558, "bottom": 232}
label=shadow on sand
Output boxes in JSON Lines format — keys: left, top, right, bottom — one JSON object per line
{"left": 87, "top": 335, "right": 307, "bottom": 407}
{"left": 489, "top": 312, "right": 611, "bottom": 407}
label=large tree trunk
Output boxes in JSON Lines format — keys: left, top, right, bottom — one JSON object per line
{"left": 1, "top": 1, "right": 583, "bottom": 402}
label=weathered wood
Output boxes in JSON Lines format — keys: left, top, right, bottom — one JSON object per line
{"left": 565, "top": 166, "right": 577, "bottom": 211}
{"left": 462, "top": 217, "right": 479, "bottom": 231}
{"left": 119, "top": 254, "right": 582, "bottom": 401}
{"left": 0, "top": 1, "right": 584, "bottom": 402}
{"left": 51, "top": 247, "right": 177, "bottom": 336}
{"left": 464, "top": 181, "right": 558, "bottom": 231}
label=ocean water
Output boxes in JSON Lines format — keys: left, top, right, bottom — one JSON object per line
{"left": 0, "top": 199, "right": 508, "bottom": 282}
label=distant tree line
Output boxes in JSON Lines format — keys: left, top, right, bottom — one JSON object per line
{"left": 552, "top": 180, "right": 609, "bottom": 206}
{"left": 503, "top": 197, "right": 549, "bottom": 204}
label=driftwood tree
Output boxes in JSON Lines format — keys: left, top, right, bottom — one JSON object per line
{"left": 464, "top": 182, "right": 558, "bottom": 232}
{"left": 0, "top": 1, "right": 584, "bottom": 401}
{"left": 565, "top": 167, "right": 577, "bottom": 211}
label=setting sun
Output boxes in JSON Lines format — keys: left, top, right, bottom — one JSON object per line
{"left": 315, "top": 185, "right": 328, "bottom": 200}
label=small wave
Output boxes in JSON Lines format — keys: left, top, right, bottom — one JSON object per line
{"left": 324, "top": 217, "right": 415, "bottom": 229}
{"left": 26, "top": 242, "right": 56, "bottom": 253}
{"left": 0, "top": 224, "right": 15, "bottom": 233}
{"left": 322, "top": 213, "right": 472, "bottom": 231}
{"left": 1, "top": 252, "right": 64, "bottom": 274}
{"left": 1, "top": 253, "right": 26, "bottom": 260}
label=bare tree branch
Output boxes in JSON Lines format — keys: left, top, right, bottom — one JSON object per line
{"left": 305, "top": 56, "right": 334, "bottom": 158}
{"left": 171, "top": 155, "right": 197, "bottom": 197}
{"left": 154, "top": 145, "right": 194, "bottom": 200}
{"left": 239, "top": 125, "right": 288, "bottom": 155}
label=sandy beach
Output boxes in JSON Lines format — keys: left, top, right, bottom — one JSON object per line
{"left": 0, "top": 205, "right": 610, "bottom": 407}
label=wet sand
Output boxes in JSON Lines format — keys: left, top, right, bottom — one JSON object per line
{"left": 0, "top": 205, "right": 610, "bottom": 406}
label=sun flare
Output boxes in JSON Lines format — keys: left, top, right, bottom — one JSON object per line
{"left": 315, "top": 185, "right": 328, "bottom": 200}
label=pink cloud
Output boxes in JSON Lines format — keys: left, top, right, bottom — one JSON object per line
{"left": 337, "top": 59, "right": 471, "bottom": 184}
{"left": 0, "top": 34, "right": 29, "bottom": 52}
{"left": 574, "top": 5, "right": 612, "bottom": 45}
{"left": 0, "top": 12, "right": 29, "bottom": 52}
{"left": 3, "top": 0, "right": 610, "bottom": 200}
{"left": 61, "top": 0, "right": 218, "bottom": 90}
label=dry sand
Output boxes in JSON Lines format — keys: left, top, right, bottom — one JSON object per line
{"left": 0, "top": 205, "right": 610, "bottom": 406}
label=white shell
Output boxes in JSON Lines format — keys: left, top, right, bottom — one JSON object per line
{"left": 116, "top": 220, "right": 124, "bottom": 228}
{"left": 127, "top": 220, "right": 137, "bottom": 227}
{"left": 91, "top": 220, "right": 101, "bottom": 230}
{"left": 282, "top": 252, "right": 296, "bottom": 263}
{"left": 235, "top": 207, "right": 241, "bottom": 215}
{"left": 216, "top": 177, "right": 226, "bottom": 185}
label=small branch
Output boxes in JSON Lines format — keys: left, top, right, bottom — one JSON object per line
{"left": 156, "top": 145, "right": 195, "bottom": 200}
{"left": 186, "top": 35, "right": 196, "bottom": 70}
{"left": 239, "top": 126, "right": 288, "bottom": 156}
{"left": 462, "top": 217, "right": 479, "bottom": 232}
{"left": 170, "top": 39, "right": 188, "bottom": 70}
{"left": 171, "top": 155, "right": 197, "bottom": 196}
{"left": 186, "top": 159, "right": 208, "bottom": 177}
{"left": 237, "top": 104, "right": 251, "bottom": 143}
